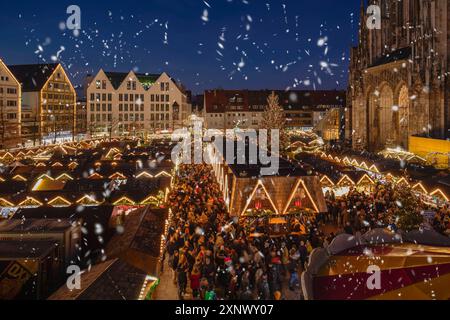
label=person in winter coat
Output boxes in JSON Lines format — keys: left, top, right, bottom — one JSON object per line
{"left": 177, "top": 256, "right": 189, "bottom": 300}
{"left": 171, "top": 250, "right": 179, "bottom": 284}
{"left": 190, "top": 265, "right": 202, "bottom": 299}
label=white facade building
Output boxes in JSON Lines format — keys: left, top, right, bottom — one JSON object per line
{"left": 86, "top": 70, "right": 191, "bottom": 138}
{"left": 0, "top": 59, "right": 21, "bottom": 148}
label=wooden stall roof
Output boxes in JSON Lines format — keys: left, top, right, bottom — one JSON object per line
{"left": 48, "top": 259, "right": 148, "bottom": 300}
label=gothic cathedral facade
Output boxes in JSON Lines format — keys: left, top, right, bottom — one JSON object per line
{"left": 348, "top": 0, "right": 450, "bottom": 152}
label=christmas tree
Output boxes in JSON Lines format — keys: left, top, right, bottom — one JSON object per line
{"left": 395, "top": 187, "right": 424, "bottom": 232}
{"left": 261, "top": 91, "right": 289, "bottom": 156}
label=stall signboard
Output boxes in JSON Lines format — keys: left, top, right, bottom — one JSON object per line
{"left": 0, "top": 260, "right": 39, "bottom": 300}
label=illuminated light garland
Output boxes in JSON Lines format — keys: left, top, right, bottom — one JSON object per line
{"left": 140, "top": 195, "right": 159, "bottom": 205}
{"left": 0, "top": 197, "right": 14, "bottom": 207}
{"left": 240, "top": 180, "right": 279, "bottom": 216}
{"left": 385, "top": 173, "right": 396, "bottom": 181}
{"left": 395, "top": 177, "right": 410, "bottom": 187}
{"left": 337, "top": 175, "right": 355, "bottom": 186}
{"left": 12, "top": 175, "right": 27, "bottom": 182}
{"left": 51, "top": 162, "right": 64, "bottom": 167}
{"left": 359, "top": 162, "right": 369, "bottom": 170}
{"left": 68, "top": 161, "right": 79, "bottom": 169}
{"left": 0, "top": 177, "right": 5, "bottom": 182}
{"left": 283, "top": 179, "right": 320, "bottom": 214}
{"left": 55, "top": 173, "right": 74, "bottom": 181}
{"left": 369, "top": 164, "right": 380, "bottom": 173}
{"left": 320, "top": 175, "right": 335, "bottom": 187}
{"left": 36, "top": 162, "right": 47, "bottom": 167}
{"left": 113, "top": 153, "right": 123, "bottom": 160}
{"left": 109, "top": 172, "right": 127, "bottom": 180}
{"left": 136, "top": 172, "right": 154, "bottom": 179}
{"left": 356, "top": 174, "right": 375, "bottom": 186}
{"left": 36, "top": 174, "right": 54, "bottom": 181}
{"left": 155, "top": 171, "right": 172, "bottom": 178}
{"left": 18, "top": 196, "right": 43, "bottom": 207}
{"left": 430, "top": 189, "right": 449, "bottom": 202}
{"left": 412, "top": 183, "right": 428, "bottom": 195}
{"left": 113, "top": 197, "right": 136, "bottom": 206}
{"left": 1, "top": 152, "right": 14, "bottom": 160}
{"left": 76, "top": 195, "right": 101, "bottom": 206}
{"left": 48, "top": 196, "right": 72, "bottom": 207}
{"left": 105, "top": 148, "right": 121, "bottom": 159}
{"left": 88, "top": 173, "right": 104, "bottom": 180}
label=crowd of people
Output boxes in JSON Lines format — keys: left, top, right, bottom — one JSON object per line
{"left": 163, "top": 164, "right": 326, "bottom": 301}
{"left": 162, "top": 164, "right": 449, "bottom": 300}
{"left": 324, "top": 184, "right": 450, "bottom": 236}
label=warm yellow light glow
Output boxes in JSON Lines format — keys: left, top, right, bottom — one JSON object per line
{"left": 18, "top": 197, "right": 43, "bottom": 207}
{"left": 113, "top": 197, "right": 136, "bottom": 206}
{"left": 52, "top": 162, "right": 64, "bottom": 167}
{"left": 0, "top": 198, "right": 14, "bottom": 207}
{"left": 141, "top": 195, "right": 159, "bottom": 205}
{"left": 88, "top": 173, "right": 104, "bottom": 179}
{"left": 369, "top": 164, "right": 380, "bottom": 173}
{"left": 32, "top": 179, "right": 44, "bottom": 191}
{"left": 1, "top": 152, "right": 14, "bottom": 160}
{"left": 430, "top": 189, "right": 449, "bottom": 202}
{"left": 412, "top": 183, "right": 428, "bottom": 194}
{"left": 68, "top": 161, "right": 78, "bottom": 169}
{"left": 155, "top": 171, "right": 172, "bottom": 178}
{"left": 356, "top": 174, "right": 375, "bottom": 186}
{"left": 55, "top": 173, "right": 74, "bottom": 181}
{"left": 48, "top": 196, "right": 72, "bottom": 207}
{"left": 12, "top": 175, "right": 27, "bottom": 182}
{"left": 109, "top": 172, "right": 127, "bottom": 180}
{"left": 37, "top": 174, "right": 54, "bottom": 181}
{"left": 337, "top": 175, "right": 355, "bottom": 186}
{"left": 240, "top": 180, "right": 279, "bottom": 216}
{"left": 320, "top": 175, "right": 335, "bottom": 187}
{"left": 283, "top": 179, "right": 320, "bottom": 214}
{"left": 76, "top": 195, "right": 101, "bottom": 206}
{"left": 395, "top": 177, "right": 410, "bottom": 187}
{"left": 359, "top": 162, "right": 369, "bottom": 170}
{"left": 136, "top": 172, "right": 154, "bottom": 179}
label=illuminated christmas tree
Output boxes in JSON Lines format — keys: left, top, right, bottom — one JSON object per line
{"left": 261, "top": 91, "right": 288, "bottom": 156}
{"left": 395, "top": 188, "right": 424, "bottom": 232}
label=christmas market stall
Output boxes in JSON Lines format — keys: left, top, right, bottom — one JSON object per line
{"left": 208, "top": 141, "right": 327, "bottom": 237}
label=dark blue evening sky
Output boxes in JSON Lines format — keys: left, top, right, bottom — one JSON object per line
{"left": 0, "top": 0, "right": 361, "bottom": 94}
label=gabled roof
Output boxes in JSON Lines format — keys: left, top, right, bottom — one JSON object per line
{"left": 8, "top": 63, "right": 59, "bottom": 92}
{"left": 103, "top": 71, "right": 161, "bottom": 90}
{"left": 0, "top": 58, "right": 21, "bottom": 87}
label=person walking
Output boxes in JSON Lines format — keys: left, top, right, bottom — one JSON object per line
{"left": 177, "top": 255, "right": 189, "bottom": 300}
{"left": 190, "top": 264, "right": 202, "bottom": 299}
